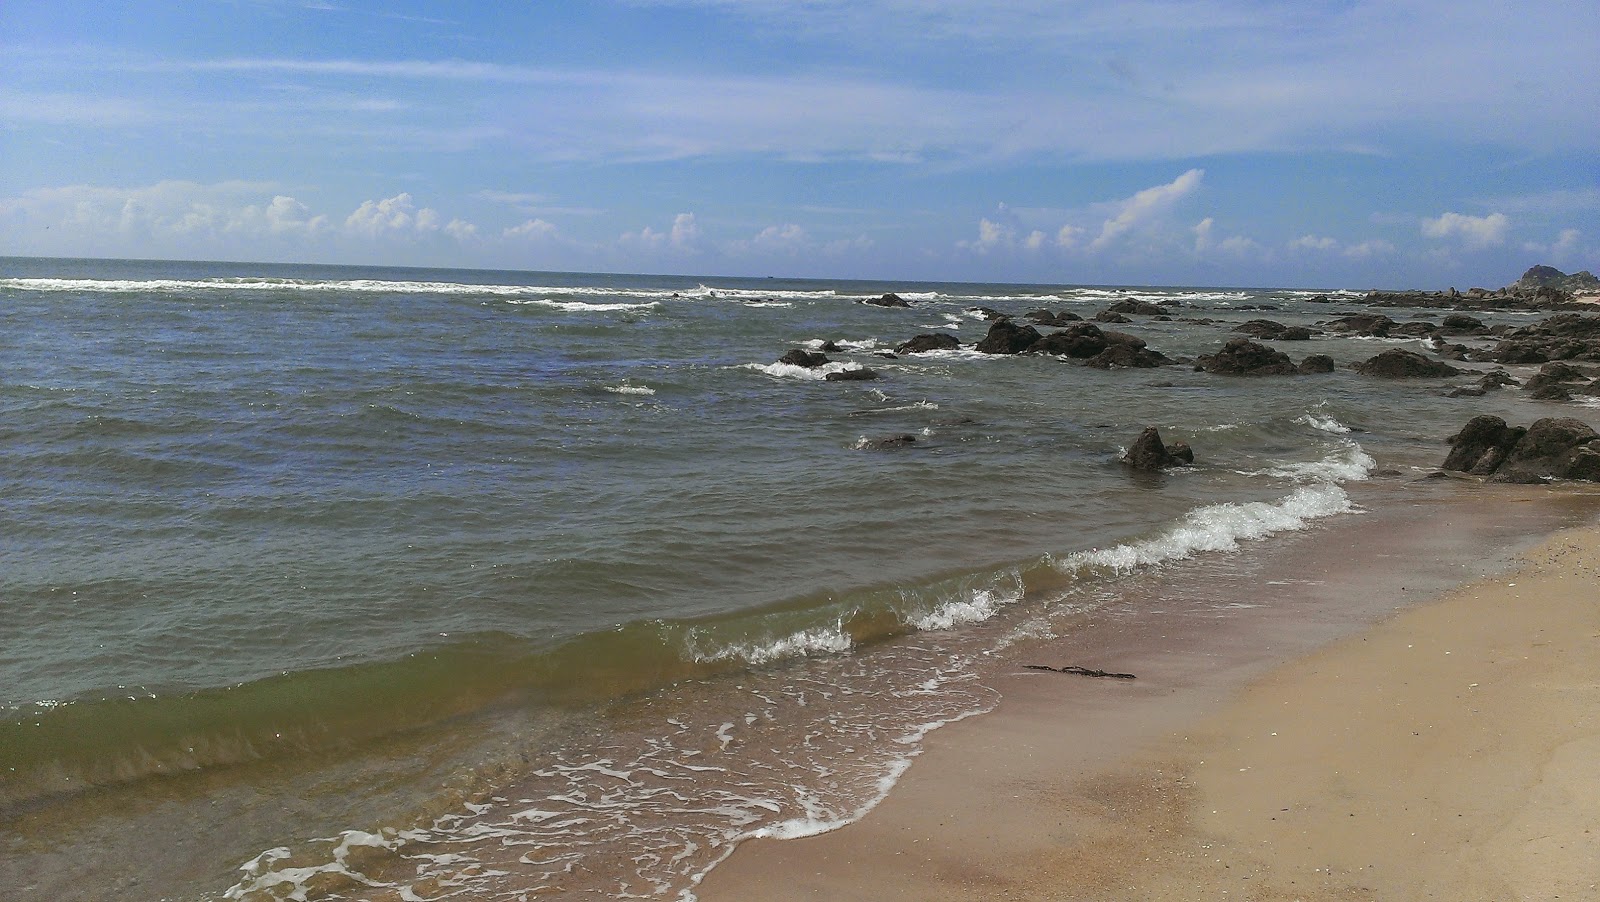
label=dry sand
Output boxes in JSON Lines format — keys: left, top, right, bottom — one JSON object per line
{"left": 698, "top": 494, "right": 1600, "bottom": 901}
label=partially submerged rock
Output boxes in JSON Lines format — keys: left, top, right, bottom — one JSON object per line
{"left": 1233, "top": 319, "right": 1317, "bottom": 341}
{"left": 1297, "top": 354, "right": 1336, "bottom": 374}
{"left": 1353, "top": 348, "right": 1461, "bottom": 378}
{"left": 863, "top": 292, "right": 912, "bottom": 308}
{"left": 825, "top": 367, "right": 879, "bottom": 381}
{"left": 894, "top": 333, "right": 961, "bottom": 354}
{"left": 1197, "top": 338, "right": 1298, "bottom": 376}
{"left": 1442, "top": 416, "right": 1600, "bottom": 482}
{"left": 855, "top": 433, "right": 917, "bottom": 450}
{"left": 779, "top": 349, "right": 830, "bottom": 368}
{"left": 1122, "top": 426, "right": 1194, "bottom": 470}
{"left": 975, "top": 319, "right": 1042, "bottom": 354}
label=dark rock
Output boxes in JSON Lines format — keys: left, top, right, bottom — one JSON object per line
{"left": 1104, "top": 298, "right": 1168, "bottom": 316}
{"left": 1447, "top": 386, "right": 1488, "bottom": 397}
{"left": 1353, "top": 349, "right": 1461, "bottom": 378}
{"left": 1434, "top": 342, "right": 1471, "bottom": 361}
{"left": 894, "top": 333, "right": 961, "bottom": 354}
{"left": 779, "top": 349, "right": 830, "bottom": 368}
{"left": 966, "top": 306, "right": 1006, "bottom": 321}
{"left": 855, "top": 433, "right": 917, "bottom": 450}
{"left": 975, "top": 320, "right": 1042, "bottom": 354}
{"left": 1441, "top": 313, "right": 1488, "bottom": 334}
{"left": 1122, "top": 426, "right": 1193, "bottom": 470}
{"left": 1491, "top": 418, "right": 1600, "bottom": 483}
{"left": 1393, "top": 321, "right": 1439, "bottom": 337}
{"left": 1297, "top": 354, "right": 1336, "bottom": 374}
{"left": 1443, "top": 415, "right": 1527, "bottom": 476}
{"left": 1083, "top": 345, "right": 1170, "bottom": 369}
{"left": 1024, "top": 309, "right": 1083, "bottom": 326}
{"left": 1100, "top": 330, "right": 1148, "bottom": 350}
{"left": 825, "top": 367, "right": 879, "bottom": 381}
{"left": 1028, "top": 322, "right": 1109, "bottom": 358}
{"left": 1480, "top": 370, "right": 1518, "bottom": 389}
{"left": 1093, "top": 310, "right": 1133, "bottom": 324}
{"left": 1197, "top": 338, "right": 1298, "bottom": 376}
{"left": 1513, "top": 266, "right": 1600, "bottom": 294}
{"left": 864, "top": 292, "right": 911, "bottom": 308}
{"left": 819, "top": 340, "right": 842, "bottom": 353}
{"left": 1324, "top": 313, "right": 1397, "bottom": 337}
{"left": 1233, "top": 319, "right": 1317, "bottom": 341}
{"left": 1484, "top": 314, "right": 1600, "bottom": 364}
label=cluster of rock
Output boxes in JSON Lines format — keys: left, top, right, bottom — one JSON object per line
{"left": 894, "top": 319, "right": 1173, "bottom": 369}
{"left": 1443, "top": 416, "right": 1600, "bottom": 483}
{"left": 1362, "top": 266, "right": 1598, "bottom": 312}
{"left": 775, "top": 349, "right": 879, "bottom": 381}
{"left": 1475, "top": 314, "right": 1600, "bottom": 364}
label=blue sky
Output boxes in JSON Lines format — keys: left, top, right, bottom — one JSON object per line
{"left": 2, "top": 1, "right": 1597, "bottom": 287}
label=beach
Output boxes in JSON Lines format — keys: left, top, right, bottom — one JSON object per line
{"left": 698, "top": 485, "right": 1600, "bottom": 901}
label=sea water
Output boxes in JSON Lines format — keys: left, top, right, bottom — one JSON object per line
{"left": 0, "top": 257, "right": 1555, "bottom": 899}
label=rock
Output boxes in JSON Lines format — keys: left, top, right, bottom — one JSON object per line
{"left": 1024, "top": 309, "right": 1083, "bottom": 326}
{"left": 779, "top": 349, "right": 830, "bottom": 368}
{"left": 1233, "top": 319, "right": 1317, "bottom": 340}
{"left": 1093, "top": 310, "right": 1133, "bottom": 324}
{"left": 1522, "top": 362, "right": 1593, "bottom": 401}
{"left": 1297, "top": 354, "right": 1336, "bottom": 374}
{"left": 1122, "top": 426, "right": 1193, "bottom": 470}
{"left": 825, "top": 367, "right": 879, "bottom": 381}
{"left": 1353, "top": 348, "right": 1461, "bottom": 378}
{"left": 895, "top": 333, "right": 961, "bottom": 354}
{"left": 1441, "top": 313, "right": 1489, "bottom": 334}
{"left": 855, "top": 433, "right": 917, "bottom": 450}
{"left": 864, "top": 292, "right": 911, "bottom": 308}
{"left": 1028, "top": 322, "right": 1109, "bottom": 358}
{"left": 975, "top": 320, "right": 1042, "bottom": 354}
{"left": 1083, "top": 344, "right": 1170, "bottom": 368}
{"left": 1434, "top": 342, "right": 1471, "bottom": 361}
{"left": 1491, "top": 417, "right": 1600, "bottom": 483}
{"left": 1513, "top": 265, "right": 1600, "bottom": 294}
{"left": 1324, "top": 313, "right": 1397, "bottom": 337}
{"left": 1484, "top": 314, "right": 1600, "bottom": 364}
{"left": 1100, "top": 330, "right": 1148, "bottom": 350}
{"left": 1480, "top": 370, "right": 1518, "bottom": 389}
{"left": 1447, "top": 386, "right": 1488, "bottom": 397}
{"left": 966, "top": 306, "right": 1006, "bottom": 321}
{"left": 1393, "top": 321, "right": 1439, "bottom": 337}
{"left": 1443, "top": 415, "right": 1527, "bottom": 476}
{"left": 1197, "top": 338, "right": 1298, "bottom": 376}
{"left": 819, "top": 340, "right": 842, "bottom": 353}
{"left": 1103, "top": 298, "right": 1168, "bottom": 316}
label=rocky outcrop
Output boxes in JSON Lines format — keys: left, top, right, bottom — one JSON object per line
{"left": 1298, "top": 354, "right": 1336, "bottom": 374}
{"left": 1441, "top": 416, "right": 1600, "bottom": 482}
{"left": 855, "top": 433, "right": 918, "bottom": 450}
{"left": 1233, "top": 319, "right": 1317, "bottom": 341}
{"left": 1323, "top": 313, "right": 1398, "bottom": 337}
{"left": 1513, "top": 265, "right": 1600, "bottom": 294}
{"left": 1084, "top": 344, "right": 1170, "bottom": 368}
{"left": 1442, "top": 416, "right": 1528, "bottom": 476}
{"left": 1103, "top": 298, "right": 1168, "bottom": 317}
{"left": 894, "top": 333, "right": 961, "bottom": 354}
{"left": 1196, "top": 338, "right": 1298, "bottom": 376}
{"left": 1122, "top": 427, "right": 1193, "bottom": 470}
{"left": 1353, "top": 349, "right": 1461, "bottom": 378}
{"left": 1025, "top": 309, "right": 1083, "bottom": 326}
{"left": 825, "top": 367, "right": 879, "bottom": 381}
{"left": 1093, "top": 310, "right": 1133, "bottom": 324}
{"left": 975, "top": 320, "right": 1042, "bottom": 354}
{"left": 1521, "top": 362, "right": 1600, "bottom": 401}
{"left": 863, "top": 292, "right": 911, "bottom": 308}
{"left": 779, "top": 349, "right": 830, "bottom": 368}
{"left": 1028, "top": 322, "right": 1111, "bottom": 358}
{"left": 1440, "top": 313, "right": 1489, "bottom": 335}
{"left": 1482, "top": 314, "right": 1600, "bottom": 364}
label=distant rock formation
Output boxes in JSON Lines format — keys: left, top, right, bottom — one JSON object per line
{"left": 1512, "top": 265, "right": 1600, "bottom": 294}
{"left": 863, "top": 292, "right": 911, "bottom": 308}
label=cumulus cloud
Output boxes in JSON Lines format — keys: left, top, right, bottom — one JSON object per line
{"left": 503, "top": 218, "right": 558, "bottom": 240}
{"left": 620, "top": 212, "right": 703, "bottom": 253}
{"left": 1193, "top": 217, "right": 1262, "bottom": 257}
{"left": 1288, "top": 234, "right": 1338, "bottom": 252}
{"left": 345, "top": 193, "right": 442, "bottom": 237}
{"left": 1090, "top": 169, "right": 1204, "bottom": 251}
{"left": 1421, "top": 211, "right": 1509, "bottom": 248}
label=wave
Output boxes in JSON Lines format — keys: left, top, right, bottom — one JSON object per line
{"left": 739, "top": 361, "right": 873, "bottom": 381}
{"left": 504, "top": 298, "right": 660, "bottom": 312}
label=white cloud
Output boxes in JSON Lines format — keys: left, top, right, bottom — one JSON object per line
{"left": 1288, "top": 234, "right": 1338, "bottom": 252}
{"left": 503, "top": 218, "right": 559, "bottom": 240}
{"left": 620, "top": 212, "right": 703, "bottom": 253}
{"left": 444, "top": 218, "right": 478, "bottom": 241}
{"left": 1090, "top": 169, "right": 1204, "bottom": 251}
{"left": 1421, "top": 211, "right": 1509, "bottom": 248}
{"left": 1341, "top": 238, "right": 1394, "bottom": 259}
{"left": 345, "top": 193, "right": 441, "bottom": 237}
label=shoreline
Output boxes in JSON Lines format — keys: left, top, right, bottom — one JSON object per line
{"left": 696, "top": 483, "right": 1600, "bottom": 900}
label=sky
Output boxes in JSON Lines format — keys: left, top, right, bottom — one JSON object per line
{"left": 2, "top": 1, "right": 1597, "bottom": 288}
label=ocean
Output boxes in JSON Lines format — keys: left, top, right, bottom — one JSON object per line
{"left": 0, "top": 256, "right": 1573, "bottom": 900}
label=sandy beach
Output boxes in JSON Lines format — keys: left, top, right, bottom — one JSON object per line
{"left": 698, "top": 487, "right": 1600, "bottom": 901}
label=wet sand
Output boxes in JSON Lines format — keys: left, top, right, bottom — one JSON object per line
{"left": 697, "top": 484, "right": 1600, "bottom": 900}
